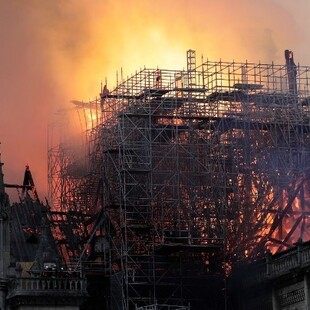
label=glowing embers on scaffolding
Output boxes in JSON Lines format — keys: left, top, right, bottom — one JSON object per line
{"left": 225, "top": 169, "right": 310, "bottom": 261}
{"left": 215, "top": 124, "right": 310, "bottom": 261}
{"left": 263, "top": 173, "right": 310, "bottom": 253}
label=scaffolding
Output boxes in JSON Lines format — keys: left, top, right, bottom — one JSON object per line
{"left": 48, "top": 50, "right": 310, "bottom": 309}
{"left": 47, "top": 101, "right": 103, "bottom": 263}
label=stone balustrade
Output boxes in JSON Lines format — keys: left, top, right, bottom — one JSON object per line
{"left": 8, "top": 277, "right": 86, "bottom": 296}
{"left": 241, "top": 241, "right": 310, "bottom": 287}
{"left": 267, "top": 241, "right": 310, "bottom": 277}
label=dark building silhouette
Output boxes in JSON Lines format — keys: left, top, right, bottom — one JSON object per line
{"left": 2, "top": 49, "right": 310, "bottom": 309}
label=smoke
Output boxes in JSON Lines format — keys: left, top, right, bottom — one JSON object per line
{"left": 0, "top": 0, "right": 308, "bottom": 201}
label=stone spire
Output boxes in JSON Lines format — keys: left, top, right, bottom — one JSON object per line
{"left": 0, "top": 153, "right": 5, "bottom": 196}
{"left": 0, "top": 153, "right": 10, "bottom": 222}
{"left": 0, "top": 154, "right": 10, "bottom": 310}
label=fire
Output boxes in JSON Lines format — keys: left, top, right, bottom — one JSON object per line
{"left": 259, "top": 176, "right": 310, "bottom": 254}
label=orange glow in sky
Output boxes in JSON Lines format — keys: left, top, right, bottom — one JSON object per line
{"left": 1, "top": 0, "right": 310, "bottom": 200}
